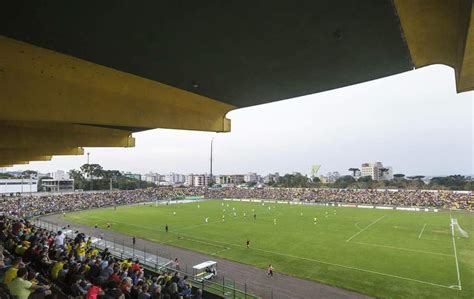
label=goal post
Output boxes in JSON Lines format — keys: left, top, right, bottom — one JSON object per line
{"left": 451, "top": 217, "right": 469, "bottom": 238}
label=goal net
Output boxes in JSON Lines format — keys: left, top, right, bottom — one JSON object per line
{"left": 451, "top": 217, "right": 469, "bottom": 238}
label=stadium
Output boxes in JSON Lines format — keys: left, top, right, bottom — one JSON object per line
{"left": 1, "top": 1, "right": 473, "bottom": 299}
{"left": 1, "top": 188, "right": 472, "bottom": 298}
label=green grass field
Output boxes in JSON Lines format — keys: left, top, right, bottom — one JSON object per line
{"left": 64, "top": 200, "right": 474, "bottom": 298}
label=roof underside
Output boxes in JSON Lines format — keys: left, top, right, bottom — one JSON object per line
{"left": 1, "top": 0, "right": 412, "bottom": 107}
{"left": 0, "top": 0, "right": 472, "bottom": 166}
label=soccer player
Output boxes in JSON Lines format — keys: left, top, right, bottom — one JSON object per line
{"left": 267, "top": 264, "right": 274, "bottom": 277}
{"left": 253, "top": 213, "right": 256, "bottom": 220}
{"left": 205, "top": 217, "right": 208, "bottom": 223}
{"left": 107, "top": 223, "right": 111, "bottom": 229}
{"left": 165, "top": 224, "right": 169, "bottom": 233}
{"left": 273, "top": 218, "right": 277, "bottom": 225}
{"left": 246, "top": 239, "right": 250, "bottom": 248}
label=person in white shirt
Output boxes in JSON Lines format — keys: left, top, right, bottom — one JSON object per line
{"left": 54, "top": 231, "right": 65, "bottom": 248}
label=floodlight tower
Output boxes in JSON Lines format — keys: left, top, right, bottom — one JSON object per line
{"left": 209, "top": 138, "right": 214, "bottom": 186}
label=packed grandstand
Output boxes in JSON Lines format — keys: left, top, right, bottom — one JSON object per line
{"left": 1, "top": 187, "right": 472, "bottom": 218}
{"left": 0, "top": 187, "right": 472, "bottom": 299}
{"left": 0, "top": 216, "right": 200, "bottom": 299}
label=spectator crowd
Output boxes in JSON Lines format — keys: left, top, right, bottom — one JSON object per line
{"left": 1, "top": 187, "right": 472, "bottom": 218}
{"left": 0, "top": 216, "right": 201, "bottom": 299}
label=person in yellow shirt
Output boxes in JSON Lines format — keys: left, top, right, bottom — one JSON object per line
{"left": 3, "top": 257, "right": 22, "bottom": 285}
{"left": 121, "top": 258, "right": 133, "bottom": 271}
{"left": 9, "top": 268, "right": 50, "bottom": 299}
{"left": 51, "top": 258, "right": 66, "bottom": 280}
{"left": 65, "top": 242, "right": 72, "bottom": 255}
{"left": 77, "top": 244, "right": 86, "bottom": 262}
{"left": 86, "top": 237, "right": 92, "bottom": 248}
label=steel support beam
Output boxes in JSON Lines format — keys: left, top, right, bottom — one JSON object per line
{"left": 0, "top": 155, "right": 52, "bottom": 165}
{"left": 0, "top": 121, "right": 135, "bottom": 149}
{"left": 395, "top": 0, "right": 474, "bottom": 92}
{"left": 0, "top": 35, "right": 233, "bottom": 132}
{"left": 0, "top": 147, "right": 84, "bottom": 159}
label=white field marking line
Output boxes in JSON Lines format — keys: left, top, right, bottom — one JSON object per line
{"left": 450, "top": 215, "right": 462, "bottom": 290}
{"left": 418, "top": 223, "right": 427, "bottom": 239}
{"left": 210, "top": 247, "right": 231, "bottom": 256}
{"left": 75, "top": 215, "right": 457, "bottom": 290}
{"left": 352, "top": 241, "right": 454, "bottom": 257}
{"left": 78, "top": 216, "right": 456, "bottom": 290}
{"left": 354, "top": 222, "right": 363, "bottom": 230}
{"left": 172, "top": 231, "right": 456, "bottom": 291}
{"left": 175, "top": 234, "right": 229, "bottom": 250}
{"left": 346, "top": 215, "right": 386, "bottom": 242}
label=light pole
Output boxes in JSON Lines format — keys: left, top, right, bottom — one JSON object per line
{"left": 210, "top": 138, "right": 214, "bottom": 186}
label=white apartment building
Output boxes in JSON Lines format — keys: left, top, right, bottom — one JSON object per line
{"left": 360, "top": 162, "right": 393, "bottom": 180}
{"left": 193, "top": 174, "right": 209, "bottom": 187}
{"left": 244, "top": 172, "right": 258, "bottom": 183}
{"left": 0, "top": 179, "right": 38, "bottom": 194}
{"left": 165, "top": 172, "right": 185, "bottom": 185}
{"left": 143, "top": 172, "right": 160, "bottom": 184}
{"left": 185, "top": 174, "right": 194, "bottom": 186}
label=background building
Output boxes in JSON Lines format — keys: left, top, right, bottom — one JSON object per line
{"left": 0, "top": 179, "right": 38, "bottom": 194}
{"left": 193, "top": 175, "right": 209, "bottom": 187}
{"left": 361, "top": 162, "right": 393, "bottom": 180}
{"left": 244, "top": 172, "right": 258, "bottom": 183}
{"left": 143, "top": 172, "right": 160, "bottom": 184}
{"left": 264, "top": 173, "right": 280, "bottom": 184}
{"left": 42, "top": 179, "right": 74, "bottom": 193}
{"left": 165, "top": 172, "right": 185, "bottom": 185}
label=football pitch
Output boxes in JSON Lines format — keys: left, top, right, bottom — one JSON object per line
{"left": 64, "top": 200, "right": 474, "bottom": 298}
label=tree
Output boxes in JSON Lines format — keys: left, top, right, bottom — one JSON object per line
{"left": 407, "top": 175, "right": 425, "bottom": 180}
{"left": 333, "top": 176, "right": 356, "bottom": 188}
{"left": 0, "top": 173, "right": 14, "bottom": 179}
{"left": 348, "top": 168, "right": 360, "bottom": 177}
{"left": 21, "top": 170, "right": 37, "bottom": 179}
{"left": 80, "top": 164, "right": 104, "bottom": 179}
{"left": 68, "top": 169, "right": 85, "bottom": 190}
{"left": 429, "top": 175, "right": 469, "bottom": 191}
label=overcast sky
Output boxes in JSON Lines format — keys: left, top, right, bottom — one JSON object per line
{"left": 8, "top": 65, "right": 474, "bottom": 177}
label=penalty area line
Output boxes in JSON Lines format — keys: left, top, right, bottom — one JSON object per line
{"left": 418, "top": 223, "right": 427, "bottom": 239}
{"left": 173, "top": 231, "right": 456, "bottom": 291}
{"left": 346, "top": 215, "right": 386, "bottom": 242}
